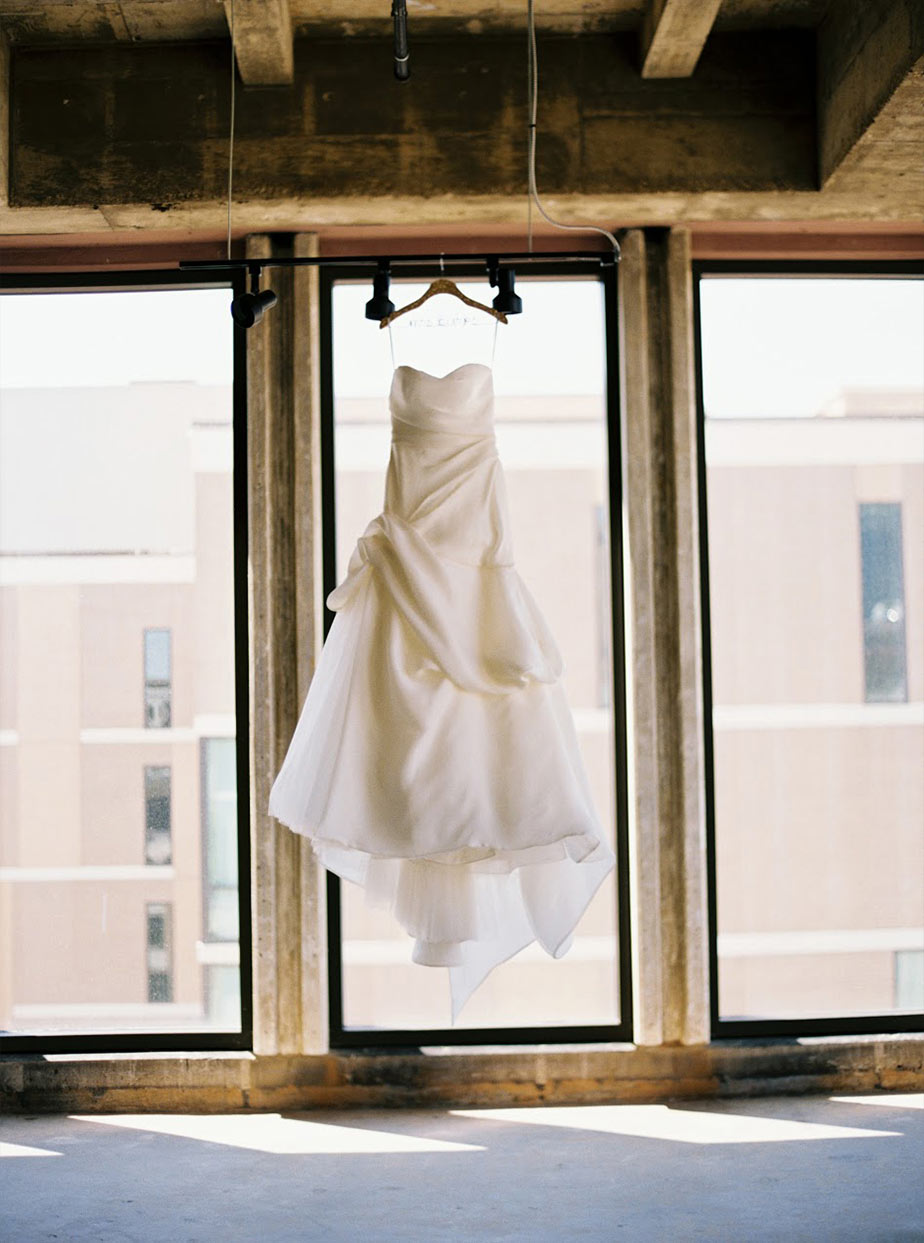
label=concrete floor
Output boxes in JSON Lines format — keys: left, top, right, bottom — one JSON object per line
{"left": 1, "top": 1092, "right": 922, "bottom": 1243}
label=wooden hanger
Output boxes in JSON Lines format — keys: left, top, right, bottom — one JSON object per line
{"left": 380, "top": 277, "right": 508, "bottom": 328}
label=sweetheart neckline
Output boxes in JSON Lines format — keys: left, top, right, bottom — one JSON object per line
{"left": 393, "top": 362, "right": 492, "bottom": 383}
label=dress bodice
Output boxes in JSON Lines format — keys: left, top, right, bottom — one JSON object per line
{"left": 389, "top": 362, "right": 495, "bottom": 436}
{"left": 383, "top": 362, "right": 510, "bottom": 566}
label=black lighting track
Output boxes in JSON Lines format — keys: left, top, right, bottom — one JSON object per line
{"left": 179, "top": 251, "right": 619, "bottom": 275}
{"left": 182, "top": 250, "right": 622, "bottom": 328}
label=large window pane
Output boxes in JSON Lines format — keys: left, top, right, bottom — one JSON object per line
{"left": 700, "top": 274, "right": 924, "bottom": 1023}
{"left": 0, "top": 286, "right": 241, "bottom": 1036}
{"left": 331, "top": 277, "right": 620, "bottom": 1031}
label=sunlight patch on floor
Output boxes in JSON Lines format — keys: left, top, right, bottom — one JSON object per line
{"left": 450, "top": 1104, "right": 903, "bottom": 1145}
{"left": 65, "top": 1112, "right": 484, "bottom": 1154}
{"left": 0, "top": 1142, "right": 62, "bottom": 1158}
{"left": 829, "top": 1093, "right": 923, "bottom": 1110}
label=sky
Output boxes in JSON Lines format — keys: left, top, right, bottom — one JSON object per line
{"left": 0, "top": 276, "right": 921, "bottom": 418}
{"left": 0, "top": 288, "right": 234, "bottom": 389}
{"left": 699, "top": 277, "right": 924, "bottom": 418}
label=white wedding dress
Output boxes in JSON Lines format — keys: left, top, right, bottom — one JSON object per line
{"left": 268, "top": 361, "right": 614, "bottom": 1019}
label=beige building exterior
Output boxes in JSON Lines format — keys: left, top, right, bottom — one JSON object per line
{"left": 706, "top": 399, "right": 924, "bottom": 1020}
{"left": 0, "top": 382, "right": 238, "bottom": 1033}
{"left": 1, "top": 370, "right": 920, "bottom": 1035}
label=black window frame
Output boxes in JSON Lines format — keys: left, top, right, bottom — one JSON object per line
{"left": 319, "top": 258, "right": 633, "bottom": 1048}
{"left": 693, "top": 257, "right": 924, "bottom": 1040}
{"left": 0, "top": 268, "right": 253, "bottom": 1054}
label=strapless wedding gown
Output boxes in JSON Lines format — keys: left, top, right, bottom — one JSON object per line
{"left": 268, "top": 362, "right": 614, "bottom": 1019}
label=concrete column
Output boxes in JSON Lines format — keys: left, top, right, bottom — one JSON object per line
{"left": 247, "top": 233, "right": 328, "bottom": 1056}
{"left": 291, "top": 235, "right": 329, "bottom": 1055}
{"left": 620, "top": 227, "right": 710, "bottom": 1046}
{"left": 0, "top": 30, "right": 9, "bottom": 210}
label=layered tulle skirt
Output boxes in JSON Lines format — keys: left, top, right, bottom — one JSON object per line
{"left": 268, "top": 510, "right": 614, "bottom": 1018}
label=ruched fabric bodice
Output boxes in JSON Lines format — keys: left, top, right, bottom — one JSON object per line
{"left": 268, "top": 362, "right": 614, "bottom": 1021}
{"left": 391, "top": 361, "right": 495, "bottom": 433}
{"left": 328, "top": 363, "right": 561, "bottom": 694}
{"left": 387, "top": 363, "right": 512, "bottom": 567}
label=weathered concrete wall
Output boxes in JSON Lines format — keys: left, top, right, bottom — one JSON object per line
{"left": 619, "top": 229, "right": 709, "bottom": 1049}
{"left": 818, "top": 0, "right": 924, "bottom": 185}
{"left": 10, "top": 32, "right": 815, "bottom": 209}
{"left": 246, "top": 232, "right": 328, "bottom": 1057}
{"left": 2, "top": 1036, "right": 921, "bottom": 1114}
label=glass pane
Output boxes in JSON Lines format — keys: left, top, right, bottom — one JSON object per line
{"left": 332, "top": 278, "right": 619, "bottom": 1030}
{"left": 144, "top": 682, "right": 172, "bottom": 729}
{"left": 0, "top": 287, "right": 241, "bottom": 1036}
{"left": 859, "top": 502, "right": 908, "bottom": 702}
{"left": 144, "top": 765, "right": 172, "bottom": 865}
{"left": 205, "top": 964, "right": 241, "bottom": 1027}
{"left": 700, "top": 275, "right": 924, "bottom": 1022}
{"left": 144, "top": 627, "right": 171, "bottom": 682}
{"left": 203, "top": 737, "right": 240, "bottom": 951}
{"left": 895, "top": 950, "right": 924, "bottom": 1010}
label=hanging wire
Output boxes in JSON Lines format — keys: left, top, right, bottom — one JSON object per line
{"left": 526, "top": 0, "right": 620, "bottom": 259}
{"left": 526, "top": 6, "right": 534, "bottom": 253}
{"left": 226, "top": 0, "right": 237, "bottom": 261}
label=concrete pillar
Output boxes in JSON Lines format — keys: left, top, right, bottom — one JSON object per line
{"left": 620, "top": 227, "right": 710, "bottom": 1046}
{"left": 247, "top": 232, "right": 328, "bottom": 1056}
{"left": 0, "top": 30, "right": 9, "bottom": 210}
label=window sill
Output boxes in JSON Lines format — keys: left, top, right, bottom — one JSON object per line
{"left": 2, "top": 1034, "right": 921, "bottom": 1114}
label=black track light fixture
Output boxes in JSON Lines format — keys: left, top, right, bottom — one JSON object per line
{"left": 365, "top": 260, "right": 396, "bottom": 320}
{"left": 392, "top": 0, "right": 410, "bottom": 81}
{"left": 231, "top": 268, "right": 278, "bottom": 329}
{"left": 488, "top": 261, "right": 523, "bottom": 316}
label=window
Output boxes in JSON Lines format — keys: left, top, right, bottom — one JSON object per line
{"left": 696, "top": 266, "right": 924, "bottom": 1035}
{"left": 0, "top": 275, "right": 249, "bottom": 1050}
{"left": 146, "top": 902, "right": 173, "bottom": 1003}
{"left": 144, "top": 627, "right": 172, "bottom": 728}
{"left": 201, "top": 738, "right": 240, "bottom": 943}
{"left": 894, "top": 949, "right": 924, "bottom": 1011}
{"left": 144, "top": 765, "right": 172, "bottom": 865}
{"left": 594, "top": 501, "right": 612, "bottom": 711}
{"left": 860, "top": 503, "right": 907, "bottom": 703}
{"left": 323, "top": 264, "right": 629, "bottom": 1043}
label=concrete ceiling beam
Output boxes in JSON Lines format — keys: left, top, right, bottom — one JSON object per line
{"left": 4, "top": 30, "right": 921, "bottom": 222}
{"left": 818, "top": 0, "right": 924, "bottom": 186}
{"left": 223, "top": 0, "right": 294, "bottom": 87}
{"left": 640, "top": 0, "right": 723, "bottom": 79}
{"left": 7, "top": 34, "right": 816, "bottom": 207}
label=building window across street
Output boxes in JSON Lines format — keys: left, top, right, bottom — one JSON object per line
{"left": 146, "top": 902, "right": 173, "bottom": 1003}
{"left": 859, "top": 502, "right": 908, "bottom": 704}
{"left": 144, "top": 627, "right": 172, "bottom": 728}
{"left": 144, "top": 765, "right": 172, "bottom": 865}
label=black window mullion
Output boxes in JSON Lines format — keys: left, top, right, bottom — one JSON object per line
{"left": 0, "top": 268, "right": 252, "bottom": 1056}
{"left": 693, "top": 257, "right": 924, "bottom": 1041}
{"left": 319, "top": 259, "right": 633, "bottom": 1048}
